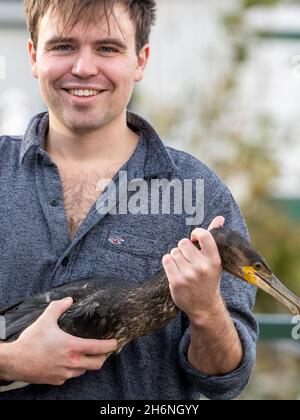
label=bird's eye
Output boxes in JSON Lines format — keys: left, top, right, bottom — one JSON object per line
{"left": 253, "top": 262, "right": 264, "bottom": 271}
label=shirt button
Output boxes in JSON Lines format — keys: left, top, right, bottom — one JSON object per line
{"left": 61, "top": 257, "right": 69, "bottom": 267}
{"left": 50, "top": 199, "right": 58, "bottom": 207}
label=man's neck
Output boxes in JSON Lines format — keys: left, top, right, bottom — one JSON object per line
{"left": 45, "top": 112, "right": 140, "bottom": 168}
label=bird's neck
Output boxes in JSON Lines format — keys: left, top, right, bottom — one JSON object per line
{"left": 131, "top": 269, "right": 179, "bottom": 322}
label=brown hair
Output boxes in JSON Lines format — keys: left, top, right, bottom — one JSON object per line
{"left": 23, "top": 0, "right": 156, "bottom": 53}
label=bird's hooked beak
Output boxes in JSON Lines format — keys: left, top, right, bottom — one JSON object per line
{"left": 243, "top": 266, "right": 300, "bottom": 315}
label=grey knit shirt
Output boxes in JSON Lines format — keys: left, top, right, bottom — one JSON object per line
{"left": 0, "top": 111, "right": 258, "bottom": 400}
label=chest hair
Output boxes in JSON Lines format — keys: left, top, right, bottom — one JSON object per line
{"left": 59, "top": 167, "right": 118, "bottom": 239}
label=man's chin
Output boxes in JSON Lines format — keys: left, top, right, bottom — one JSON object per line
{"left": 68, "top": 122, "right": 103, "bottom": 134}
{"left": 49, "top": 106, "right": 118, "bottom": 135}
{"left": 63, "top": 114, "right": 112, "bottom": 135}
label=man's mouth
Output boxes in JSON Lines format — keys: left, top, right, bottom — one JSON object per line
{"left": 64, "top": 89, "right": 102, "bottom": 98}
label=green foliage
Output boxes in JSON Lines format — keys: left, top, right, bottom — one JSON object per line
{"left": 239, "top": 342, "right": 300, "bottom": 400}
{"left": 243, "top": 0, "right": 281, "bottom": 9}
{"left": 244, "top": 199, "right": 300, "bottom": 313}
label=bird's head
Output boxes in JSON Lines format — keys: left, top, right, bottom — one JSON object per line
{"left": 210, "top": 227, "right": 300, "bottom": 315}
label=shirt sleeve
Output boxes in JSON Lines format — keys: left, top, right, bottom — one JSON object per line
{"left": 178, "top": 183, "right": 259, "bottom": 400}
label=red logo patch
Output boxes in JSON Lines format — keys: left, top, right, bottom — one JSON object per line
{"left": 109, "top": 237, "right": 125, "bottom": 245}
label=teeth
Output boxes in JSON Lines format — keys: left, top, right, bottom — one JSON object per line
{"left": 68, "top": 89, "right": 100, "bottom": 97}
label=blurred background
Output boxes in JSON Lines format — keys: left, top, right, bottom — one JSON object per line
{"left": 0, "top": 0, "right": 299, "bottom": 400}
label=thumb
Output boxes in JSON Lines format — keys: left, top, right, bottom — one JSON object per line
{"left": 41, "top": 297, "right": 73, "bottom": 321}
{"left": 208, "top": 216, "right": 225, "bottom": 231}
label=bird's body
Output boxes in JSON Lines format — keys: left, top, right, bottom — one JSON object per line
{"left": 0, "top": 226, "right": 299, "bottom": 392}
{"left": 0, "top": 272, "right": 177, "bottom": 350}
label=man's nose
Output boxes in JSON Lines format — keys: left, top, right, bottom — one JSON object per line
{"left": 71, "top": 50, "right": 98, "bottom": 78}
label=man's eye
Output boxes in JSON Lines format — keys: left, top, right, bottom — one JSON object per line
{"left": 99, "top": 47, "right": 118, "bottom": 54}
{"left": 53, "top": 45, "right": 73, "bottom": 51}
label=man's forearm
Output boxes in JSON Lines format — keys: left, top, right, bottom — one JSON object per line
{"left": 187, "top": 300, "right": 243, "bottom": 376}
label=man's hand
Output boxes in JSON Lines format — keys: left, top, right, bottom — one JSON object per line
{"left": 162, "top": 216, "right": 225, "bottom": 324}
{"left": 162, "top": 216, "right": 243, "bottom": 376}
{"left": 0, "top": 298, "right": 118, "bottom": 386}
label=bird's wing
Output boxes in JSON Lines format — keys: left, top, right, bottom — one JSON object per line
{"left": 1, "top": 305, "right": 49, "bottom": 341}
{"left": 58, "top": 294, "right": 109, "bottom": 339}
{"left": 0, "top": 277, "right": 127, "bottom": 342}
{"left": 58, "top": 286, "right": 129, "bottom": 339}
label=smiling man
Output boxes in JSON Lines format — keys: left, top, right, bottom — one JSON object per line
{"left": 29, "top": 1, "right": 150, "bottom": 239}
{"left": 0, "top": 0, "right": 258, "bottom": 400}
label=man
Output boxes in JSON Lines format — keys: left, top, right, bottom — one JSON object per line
{"left": 0, "top": 0, "right": 257, "bottom": 400}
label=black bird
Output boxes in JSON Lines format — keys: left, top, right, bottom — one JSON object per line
{"left": 0, "top": 227, "right": 299, "bottom": 392}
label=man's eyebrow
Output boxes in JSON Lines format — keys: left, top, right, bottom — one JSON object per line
{"left": 45, "top": 37, "right": 76, "bottom": 47}
{"left": 45, "top": 36, "right": 127, "bottom": 49}
{"left": 94, "top": 38, "right": 128, "bottom": 50}
{"left": 45, "top": 36, "right": 76, "bottom": 48}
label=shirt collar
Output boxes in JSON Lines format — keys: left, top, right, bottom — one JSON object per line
{"left": 20, "top": 111, "right": 178, "bottom": 178}
{"left": 127, "top": 111, "right": 177, "bottom": 178}
{"left": 20, "top": 112, "right": 49, "bottom": 165}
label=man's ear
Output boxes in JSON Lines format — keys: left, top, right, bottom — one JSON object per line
{"left": 135, "top": 44, "right": 150, "bottom": 83}
{"left": 28, "top": 39, "right": 38, "bottom": 79}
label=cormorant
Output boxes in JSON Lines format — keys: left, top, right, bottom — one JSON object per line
{"left": 0, "top": 226, "right": 299, "bottom": 392}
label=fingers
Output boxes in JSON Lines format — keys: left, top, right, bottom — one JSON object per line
{"left": 65, "top": 353, "right": 110, "bottom": 380}
{"left": 170, "top": 246, "right": 189, "bottom": 269}
{"left": 67, "top": 352, "right": 113, "bottom": 374}
{"left": 163, "top": 217, "right": 225, "bottom": 277}
{"left": 77, "top": 353, "right": 112, "bottom": 371}
{"left": 41, "top": 297, "right": 74, "bottom": 321}
{"left": 71, "top": 337, "right": 118, "bottom": 355}
{"left": 190, "top": 228, "right": 220, "bottom": 258}
{"left": 192, "top": 215, "right": 224, "bottom": 259}
{"left": 162, "top": 254, "right": 181, "bottom": 281}
{"left": 69, "top": 369, "right": 87, "bottom": 379}
{"left": 208, "top": 216, "right": 225, "bottom": 231}
{"left": 177, "top": 238, "right": 203, "bottom": 265}
{"left": 58, "top": 353, "right": 114, "bottom": 383}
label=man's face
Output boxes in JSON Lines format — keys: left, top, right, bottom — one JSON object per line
{"left": 29, "top": 5, "right": 149, "bottom": 134}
